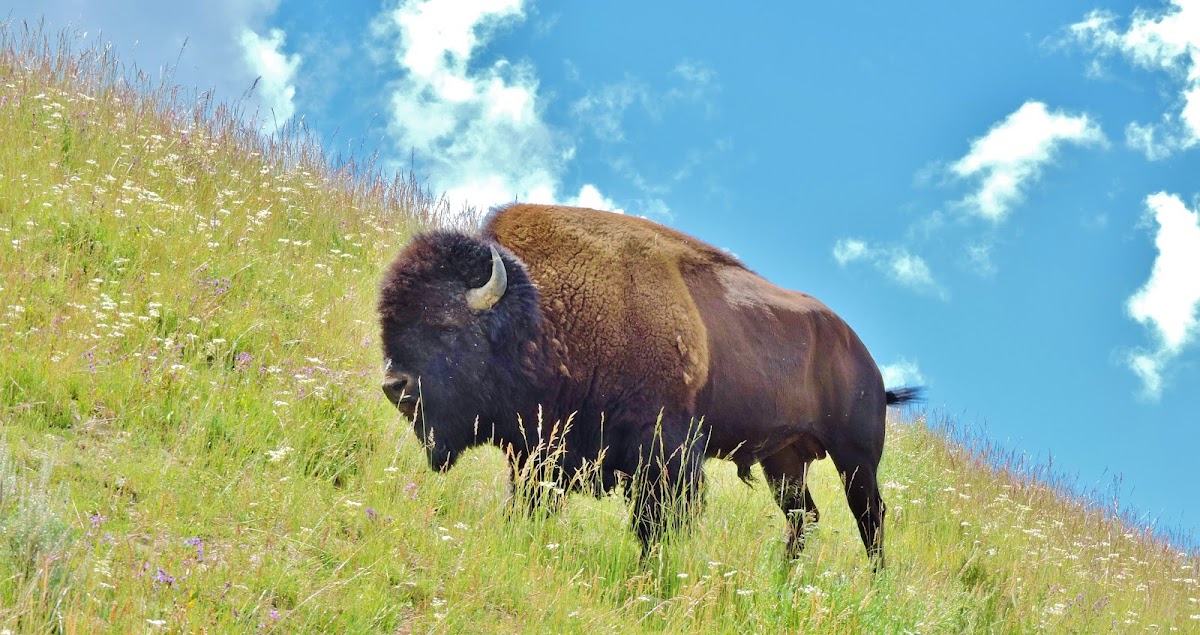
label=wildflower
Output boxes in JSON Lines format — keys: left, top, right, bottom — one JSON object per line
{"left": 234, "top": 351, "right": 253, "bottom": 371}
{"left": 266, "top": 446, "right": 293, "bottom": 462}
{"left": 184, "top": 537, "right": 205, "bottom": 562}
{"left": 154, "top": 568, "right": 174, "bottom": 587}
{"left": 365, "top": 508, "right": 378, "bottom": 521}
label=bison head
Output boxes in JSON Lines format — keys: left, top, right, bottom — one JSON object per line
{"left": 377, "top": 231, "right": 543, "bottom": 470}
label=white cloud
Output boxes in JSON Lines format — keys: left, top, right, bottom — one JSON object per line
{"left": 371, "top": 0, "right": 620, "bottom": 214}
{"left": 1068, "top": 2, "right": 1200, "bottom": 159}
{"left": 879, "top": 358, "right": 926, "bottom": 388}
{"left": 668, "top": 59, "right": 720, "bottom": 113}
{"left": 832, "top": 238, "right": 870, "bottom": 265}
{"left": 964, "top": 242, "right": 997, "bottom": 277}
{"left": 1125, "top": 192, "right": 1200, "bottom": 399}
{"left": 890, "top": 253, "right": 937, "bottom": 289}
{"left": 8, "top": 0, "right": 292, "bottom": 126}
{"left": 238, "top": 28, "right": 301, "bottom": 129}
{"left": 671, "top": 59, "right": 716, "bottom": 86}
{"left": 571, "top": 60, "right": 720, "bottom": 143}
{"left": 833, "top": 238, "right": 947, "bottom": 299}
{"left": 567, "top": 184, "right": 624, "bottom": 214}
{"left": 950, "top": 101, "right": 1107, "bottom": 222}
{"left": 570, "top": 77, "right": 647, "bottom": 142}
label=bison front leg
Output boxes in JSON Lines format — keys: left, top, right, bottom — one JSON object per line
{"left": 505, "top": 456, "right": 566, "bottom": 518}
{"left": 625, "top": 422, "right": 707, "bottom": 557}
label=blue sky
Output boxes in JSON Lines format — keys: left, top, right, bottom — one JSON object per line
{"left": 10, "top": 0, "right": 1200, "bottom": 543}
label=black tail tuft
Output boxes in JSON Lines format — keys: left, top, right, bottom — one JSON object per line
{"left": 885, "top": 386, "right": 924, "bottom": 406}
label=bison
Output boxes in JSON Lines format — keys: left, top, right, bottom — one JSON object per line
{"left": 378, "top": 204, "right": 920, "bottom": 566}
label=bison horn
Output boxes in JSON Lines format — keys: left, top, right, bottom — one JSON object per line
{"left": 466, "top": 245, "right": 507, "bottom": 310}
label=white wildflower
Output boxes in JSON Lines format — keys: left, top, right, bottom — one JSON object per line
{"left": 266, "top": 446, "right": 294, "bottom": 462}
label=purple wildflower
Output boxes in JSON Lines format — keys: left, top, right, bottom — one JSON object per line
{"left": 154, "top": 568, "right": 175, "bottom": 587}
{"left": 365, "top": 507, "right": 378, "bottom": 521}
{"left": 199, "top": 276, "right": 232, "bottom": 295}
{"left": 184, "top": 537, "right": 205, "bottom": 562}
{"left": 234, "top": 351, "right": 253, "bottom": 371}
{"left": 86, "top": 513, "right": 105, "bottom": 536}
{"left": 82, "top": 349, "right": 97, "bottom": 374}
{"left": 403, "top": 482, "right": 418, "bottom": 499}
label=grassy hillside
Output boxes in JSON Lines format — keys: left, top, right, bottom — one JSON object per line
{"left": 2, "top": 24, "right": 1197, "bottom": 634}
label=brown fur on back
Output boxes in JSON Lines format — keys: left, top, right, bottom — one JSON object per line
{"left": 482, "top": 204, "right": 740, "bottom": 420}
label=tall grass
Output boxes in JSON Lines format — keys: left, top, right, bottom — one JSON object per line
{"left": 1, "top": 22, "right": 1197, "bottom": 633}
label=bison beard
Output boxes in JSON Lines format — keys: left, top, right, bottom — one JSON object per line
{"left": 378, "top": 204, "right": 922, "bottom": 568}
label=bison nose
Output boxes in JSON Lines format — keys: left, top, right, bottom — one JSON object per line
{"left": 382, "top": 374, "right": 416, "bottom": 406}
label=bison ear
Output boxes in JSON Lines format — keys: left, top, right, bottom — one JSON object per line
{"left": 466, "top": 245, "right": 507, "bottom": 311}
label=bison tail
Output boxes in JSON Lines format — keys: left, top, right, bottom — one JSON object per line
{"left": 885, "top": 386, "right": 924, "bottom": 406}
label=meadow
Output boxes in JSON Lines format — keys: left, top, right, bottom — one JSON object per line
{"left": 1, "top": 23, "right": 1197, "bottom": 633}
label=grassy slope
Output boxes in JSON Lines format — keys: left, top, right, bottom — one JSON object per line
{"left": 1, "top": 25, "right": 1198, "bottom": 634}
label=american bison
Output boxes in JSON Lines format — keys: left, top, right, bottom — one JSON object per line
{"left": 378, "top": 204, "right": 919, "bottom": 566}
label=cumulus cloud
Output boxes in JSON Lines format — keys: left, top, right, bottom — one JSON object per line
{"left": 950, "top": 101, "right": 1107, "bottom": 222}
{"left": 1068, "top": 1, "right": 1200, "bottom": 159}
{"left": 833, "top": 238, "right": 947, "bottom": 299}
{"left": 832, "top": 238, "right": 870, "bottom": 265}
{"left": 238, "top": 28, "right": 301, "bottom": 129}
{"left": 371, "top": 0, "right": 618, "bottom": 214}
{"left": 568, "top": 184, "right": 624, "bottom": 214}
{"left": 879, "top": 358, "right": 926, "bottom": 388}
{"left": 1125, "top": 192, "right": 1200, "bottom": 399}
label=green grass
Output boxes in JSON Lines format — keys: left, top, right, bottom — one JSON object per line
{"left": 2, "top": 23, "right": 1198, "bottom": 634}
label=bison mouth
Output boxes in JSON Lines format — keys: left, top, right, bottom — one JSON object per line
{"left": 393, "top": 394, "right": 419, "bottom": 422}
{"left": 405, "top": 409, "right": 461, "bottom": 473}
{"left": 415, "top": 424, "right": 458, "bottom": 472}
{"left": 425, "top": 443, "right": 457, "bottom": 472}
{"left": 384, "top": 391, "right": 456, "bottom": 470}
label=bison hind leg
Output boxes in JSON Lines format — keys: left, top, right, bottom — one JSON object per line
{"left": 761, "top": 442, "right": 821, "bottom": 558}
{"left": 829, "top": 446, "right": 886, "bottom": 571}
